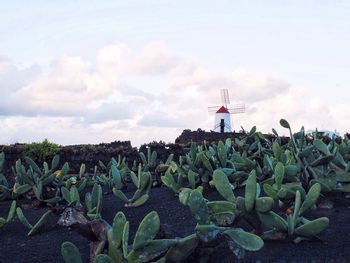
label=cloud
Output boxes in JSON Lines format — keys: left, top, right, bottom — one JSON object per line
{"left": 80, "top": 101, "right": 134, "bottom": 124}
{"left": 130, "top": 42, "right": 178, "bottom": 74}
{"left": 0, "top": 61, "right": 41, "bottom": 93}
{"left": 0, "top": 42, "right": 349, "bottom": 147}
{"left": 138, "top": 112, "right": 185, "bottom": 128}
{"left": 0, "top": 43, "right": 130, "bottom": 117}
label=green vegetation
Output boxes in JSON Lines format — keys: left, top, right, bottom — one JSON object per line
{"left": 22, "top": 139, "right": 59, "bottom": 164}
{"left": 0, "top": 119, "right": 349, "bottom": 262}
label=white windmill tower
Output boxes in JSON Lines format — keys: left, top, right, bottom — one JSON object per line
{"left": 208, "top": 89, "right": 245, "bottom": 133}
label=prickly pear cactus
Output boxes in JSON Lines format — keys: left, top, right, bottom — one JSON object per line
{"left": 188, "top": 190, "right": 210, "bottom": 225}
{"left": 61, "top": 241, "right": 82, "bottom": 263}
{"left": 245, "top": 170, "right": 257, "bottom": 212}
{"left": 212, "top": 169, "right": 235, "bottom": 202}
{"left": 132, "top": 211, "right": 160, "bottom": 250}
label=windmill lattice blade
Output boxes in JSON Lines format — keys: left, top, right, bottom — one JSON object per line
{"left": 229, "top": 104, "right": 245, "bottom": 114}
{"left": 208, "top": 106, "right": 220, "bottom": 113}
{"left": 220, "top": 89, "right": 230, "bottom": 108}
{"left": 208, "top": 106, "right": 220, "bottom": 111}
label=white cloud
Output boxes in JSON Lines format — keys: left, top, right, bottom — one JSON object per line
{"left": 0, "top": 42, "right": 349, "bottom": 147}
{"left": 138, "top": 112, "right": 185, "bottom": 128}
{"left": 130, "top": 41, "right": 178, "bottom": 74}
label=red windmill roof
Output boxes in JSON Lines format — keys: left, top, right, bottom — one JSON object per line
{"left": 216, "top": 106, "right": 229, "bottom": 113}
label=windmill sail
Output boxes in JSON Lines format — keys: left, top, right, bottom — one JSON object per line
{"left": 208, "top": 89, "right": 245, "bottom": 132}
{"left": 221, "top": 89, "right": 230, "bottom": 108}
{"left": 228, "top": 103, "right": 245, "bottom": 114}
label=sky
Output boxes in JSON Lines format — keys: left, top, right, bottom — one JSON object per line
{"left": 0, "top": 0, "right": 349, "bottom": 147}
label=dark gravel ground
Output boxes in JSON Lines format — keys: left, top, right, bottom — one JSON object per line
{"left": 0, "top": 186, "right": 349, "bottom": 263}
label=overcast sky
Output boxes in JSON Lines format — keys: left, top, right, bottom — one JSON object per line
{"left": 0, "top": 1, "right": 349, "bottom": 146}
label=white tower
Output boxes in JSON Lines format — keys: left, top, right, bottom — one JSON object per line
{"left": 208, "top": 89, "right": 245, "bottom": 133}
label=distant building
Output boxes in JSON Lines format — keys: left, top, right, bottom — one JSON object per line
{"left": 306, "top": 129, "right": 340, "bottom": 138}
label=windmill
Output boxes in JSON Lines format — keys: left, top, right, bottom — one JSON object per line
{"left": 208, "top": 89, "right": 245, "bottom": 133}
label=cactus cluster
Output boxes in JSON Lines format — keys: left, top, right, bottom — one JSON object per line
{"left": 113, "top": 163, "right": 151, "bottom": 207}
{"left": 61, "top": 211, "right": 179, "bottom": 263}
{"left": 0, "top": 152, "right": 10, "bottom": 200}
{"left": 2, "top": 118, "right": 350, "bottom": 262}
{"left": 85, "top": 183, "right": 103, "bottom": 219}
{"left": 139, "top": 147, "right": 158, "bottom": 171}
{"left": 184, "top": 189, "right": 264, "bottom": 259}
{"left": 12, "top": 155, "right": 67, "bottom": 204}
{"left": 259, "top": 183, "right": 329, "bottom": 241}
{"left": 0, "top": 200, "right": 16, "bottom": 228}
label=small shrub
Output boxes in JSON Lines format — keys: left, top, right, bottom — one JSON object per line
{"left": 22, "top": 139, "right": 59, "bottom": 164}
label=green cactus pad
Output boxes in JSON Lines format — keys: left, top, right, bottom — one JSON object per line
{"left": 310, "top": 155, "right": 334, "bottom": 167}
{"left": 200, "top": 152, "right": 213, "bottom": 173}
{"left": 213, "top": 169, "right": 235, "bottom": 202}
{"left": 187, "top": 170, "right": 197, "bottom": 189}
{"left": 224, "top": 228, "right": 264, "bottom": 252}
{"left": 51, "top": 155, "right": 59, "bottom": 170}
{"left": 130, "top": 194, "right": 149, "bottom": 207}
{"left": 61, "top": 241, "right": 82, "bottom": 263}
{"left": 236, "top": 196, "right": 246, "bottom": 212}
{"left": 292, "top": 191, "right": 302, "bottom": 227}
{"left": 28, "top": 210, "right": 52, "bottom": 236}
{"left": 131, "top": 189, "right": 143, "bottom": 203}
{"left": 179, "top": 188, "right": 192, "bottom": 205}
{"left": 165, "top": 234, "right": 198, "bottom": 262}
{"left": 274, "top": 162, "right": 285, "bottom": 188}
{"left": 276, "top": 186, "right": 294, "bottom": 200}
{"left": 263, "top": 183, "right": 277, "bottom": 199}
{"left": 245, "top": 170, "right": 257, "bottom": 212}
{"left": 139, "top": 172, "right": 151, "bottom": 190}
{"left": 112, "top": 212, "right": 127, "bottom": 248}
{"left": 285, "top": 165, "right": 299, "bottom": 177}
{"left": 188, "top": 190, "right": 210, "bottom": 224}
{"left": 299, "top": 183, "right": 321, "bottom": 215}
{"left": 60, "top": 162, "right": 70, "bottom": 177}
{"left": 6, "top": 200, "right": 16, "bottom": 223}
{"left": 107, "top": 228, "right": 118, "bottom": 262}
{"left": 122, "top": 221, "right": 130, "bottom": 258}
{"left": 111, "top": 164, "right": 122, "bottom": 189}
{"left": 14, "top": 184, "right": 31, "bottom": 195}
{"left": 25, "top": 157, "right": 43, "bottom": 176}
{"left": 313, "top": 139, "right": 331, "bottom": 156}
{"left": 211, "top": 212, "right": 236, "bottom": 226}
{"left": 217, "top": 141, "right": 227, "bottom": 167}
{"left": 195, "top": 224, "right": 227, "bottom": 242}
{"left": 161, "top": 171, "right": 180, "bottom": 193}
{"left": 91, "top": 183, "right": 102, "bottom": 207}
{"left": 127, "top": 239, "right": 177, "bottom": 263}
{"left": 280, "top": 119, "right": 290, "bottom": 129}
{"left": 336, "top": 172, "right": 350, "bottom": 183}
{"left": 95, "top": 254, "right": 114, "bottom": 263}
{"left": 263, "top": 155, "right": 274, "bottom": 171}
{"left": 258, "top": 211, "right": 288, "bottom": 231}
{"left": 113, "top": 188, "right": 129, "bottom": 203}
{"left": 255, "top": 197, "right": 274, "bottom": 213}
{"left": 294, "top": 217, "right": 329, "bottom": 237}
{"left": 69, "top": 186, "right": 80, "bottom": 206}
{"left": 139, "top": 152, "right": 147, "bottom": 166}
{"left": 207, "top": 201, "right": 236, "bottom": 214}
{"left": 132, "top": 211, "right": 160, "bottom": 250}
{"left": 16, "top": 207, "right": 33, "bottom": 230}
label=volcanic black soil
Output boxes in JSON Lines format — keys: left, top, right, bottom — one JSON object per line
{"left": 0, "top": 186, "right": 350, "bottom": 263}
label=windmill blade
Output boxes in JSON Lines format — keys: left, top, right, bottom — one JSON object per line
{"left": 220, "top": 89, "right": 230, "bottom": 108}
{"left": 208, "top": 106, "right": 221, "bottom": 113}
{"left": 228, "top": 104, "right": 245, "bottom": 114}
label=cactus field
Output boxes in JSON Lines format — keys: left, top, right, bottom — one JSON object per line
{"left": 1, "top": 119, "right": 350, "bottom": 262}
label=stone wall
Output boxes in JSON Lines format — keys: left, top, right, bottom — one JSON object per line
{"left": 0, "top": 141, "right": 138, "bottom": 178}
{"left": 175, "top": 129, "right": 245, "bottom": 144}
